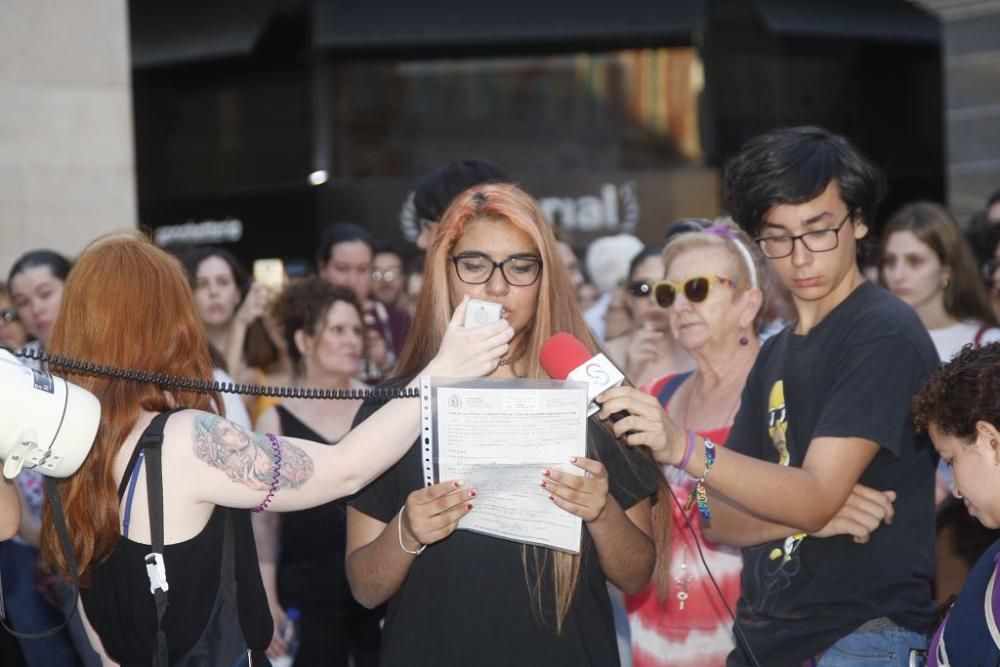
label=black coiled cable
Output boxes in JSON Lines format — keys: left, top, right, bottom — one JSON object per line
{"left": 8, "top": 346, "right": 419, "bottom": 400}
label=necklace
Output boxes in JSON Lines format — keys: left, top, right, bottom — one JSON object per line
{"left": 674, "top": 546, "right": 692, "bottom": 610}
{"left": 498, "top": 350, "right": 525, "bottom": 367}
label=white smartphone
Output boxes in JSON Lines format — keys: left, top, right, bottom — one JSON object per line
{"left": 464, "top": 299, "right": 503, "bottom": 328}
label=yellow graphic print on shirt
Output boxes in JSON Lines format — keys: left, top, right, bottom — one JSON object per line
{"left": 766, "top": 380, "right": 807, "bottom": 564}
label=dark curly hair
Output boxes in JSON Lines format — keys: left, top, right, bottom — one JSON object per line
{"left": 275, "top": 277, "right": 362, "bottom": 366}
{"left": 912, "top": 342, "right": 1000, "bottom": 439}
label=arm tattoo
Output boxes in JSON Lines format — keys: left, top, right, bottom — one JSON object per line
{"left": 193, "top": 413, "right": 314, "bottom": 491}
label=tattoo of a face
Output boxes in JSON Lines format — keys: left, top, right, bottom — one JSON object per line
{"left": 194, "top": 414, "right": 314, "bottom": 490}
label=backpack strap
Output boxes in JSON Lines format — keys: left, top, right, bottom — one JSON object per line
{"left": 656, "top": 371, "right": 693, "bottom": 407}
{"left": 135, "top": 409, "right": 183, "bottom": 666}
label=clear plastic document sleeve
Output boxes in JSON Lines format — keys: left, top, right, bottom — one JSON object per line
{"left": 420, "top": 377, "right": 589, "bottom": 553}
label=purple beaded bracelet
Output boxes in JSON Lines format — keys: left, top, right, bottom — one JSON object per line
{"left": 252, "top": 433, "right": 282, "bottom": 513}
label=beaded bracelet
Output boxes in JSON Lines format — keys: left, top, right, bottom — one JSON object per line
{"left": 252, "top": 433, "right": 282, "bottom": 513}
{"left": 397, "top": 506, "right": 427, "bottom": 556}
{"left": 678, "top": 430, "right": 696, "bottom": 471}
{"left": 684, "top": 437, "right": 716, "bottom": 519}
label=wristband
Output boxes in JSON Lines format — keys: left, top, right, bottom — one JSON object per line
{"left": 684, "top": 437, "right": 716, "bottom": 519}
{"left": 678, "top": 430, "right": 696, "bottom": 471}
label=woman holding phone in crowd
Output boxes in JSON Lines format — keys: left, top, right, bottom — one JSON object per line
{"left": 345, "top": 183, "right": 660, "bottom": 666}
{"left": 254, "top": 278, "right": 382, "bottom": 666}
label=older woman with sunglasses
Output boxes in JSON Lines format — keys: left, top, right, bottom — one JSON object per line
{"left": 605, "top": 246, "right": 694, "bottom": 387}
{"left": 624, "top": 221, "right": 764, "bottom": 667}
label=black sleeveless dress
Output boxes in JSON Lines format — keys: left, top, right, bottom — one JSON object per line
{"left": 274, "top": 405, "right": 381, "bottom": 667}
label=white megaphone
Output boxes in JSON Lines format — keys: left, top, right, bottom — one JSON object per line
{"left": 0, "top": 348, "right": 100, "bottom": 480}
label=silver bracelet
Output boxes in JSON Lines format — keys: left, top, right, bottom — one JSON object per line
{"left": 397, "top": 506, "right": 426, "bottom": 556}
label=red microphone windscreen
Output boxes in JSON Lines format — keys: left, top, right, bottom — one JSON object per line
{"left": 540, "top": 332, "right": 591, "bottom": 380}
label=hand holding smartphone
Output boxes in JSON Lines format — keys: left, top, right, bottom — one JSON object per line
{"left": 464, "top": 299, "right": 503, "bottom": 329}
{"left": 253, "top": 259, "right": 286, "bottom": 296}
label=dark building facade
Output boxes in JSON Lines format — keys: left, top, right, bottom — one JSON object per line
{"left": 130, "top": 0, "right": 943, "bottom": 266}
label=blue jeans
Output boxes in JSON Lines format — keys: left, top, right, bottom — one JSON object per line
{"left": 0, "top": 540, "right": 83, "bottom": 666}
{"left": 816, "top": 621, "right": 928, "bottom": 666}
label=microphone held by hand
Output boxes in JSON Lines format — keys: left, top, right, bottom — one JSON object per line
{"left": 539, "top": 333, "right": 629, "bottom": 421}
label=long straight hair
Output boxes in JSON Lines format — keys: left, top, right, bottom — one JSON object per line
{"left": 396, "top": 183, "right": 663, "bottom": 630}
{"left": 41, "top": 231, "right": 221, "bottom": 583}
{"left": 879, "top": 202, "right": 999, "bottom": 327}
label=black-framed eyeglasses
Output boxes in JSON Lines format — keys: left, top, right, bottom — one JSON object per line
{"left": 0, "top": 307, "right": 18, "bottom": 324}
{"left": 451, "top": 252, "right": 543, "bottom": 286}
{"left": 754, "top": 211, "right": 853, "bottom": 259}
{"left": 625, "top": 281, "right": 651, "bottom": 298}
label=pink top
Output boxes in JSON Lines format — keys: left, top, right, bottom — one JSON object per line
{"left": 626, "top": 374, "right": 743, "bottom": 667}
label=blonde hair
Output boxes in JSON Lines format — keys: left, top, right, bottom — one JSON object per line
{"left": 661, "top": 217, "right": 767, "bottom": 329}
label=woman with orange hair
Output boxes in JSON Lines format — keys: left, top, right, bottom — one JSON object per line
{"left": 345, "top": 183, "right": 660, "bottom": 666}
{"left": 38, "top": 231, "right": 512, "bottom": 665}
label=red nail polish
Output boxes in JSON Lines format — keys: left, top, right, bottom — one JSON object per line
{"left": 549, "top": 495, "right": 555, "bottom": 501}
{"left": 541, "top": 481, "right": 547, "bottom": 488}
{"left": 466, "top": 503, "right": 474, "bottom": 511}
{"left": 543, "top": 469, "right": 551, "bottom": 477}
{"left": 469, "top": 489, "right": 477, "bottom": 498}
{"left": 453, "top": 481, "right": 463, "bottom": 488}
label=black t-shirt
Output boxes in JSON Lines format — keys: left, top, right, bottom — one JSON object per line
{"left": 725, "top": 282, "right": 939, "bottom": 666}
{"left": 348, "top": 384, "right": 659, "bottom": 666}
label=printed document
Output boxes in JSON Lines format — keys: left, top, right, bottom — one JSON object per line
{"left": 430, "top": 379, "right": 589, "bottom": 553}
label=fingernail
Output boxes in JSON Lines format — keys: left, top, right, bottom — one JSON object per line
{"left": 548, "top": 495, "right": 555, "bottom": 501}
{"left": 570, "top": 456, "right": 578, "bottom": 463}
{"left": 466, "top": 503, "right": 474, "bottom": 511}
{"left": 469, "top": 489, "right": 477, "bottom": 498}
{"left": 543, "top": 469, "right": 551, "bottom": 477}
{"left": 453, "top": 481, "right": 463, "bottom": 488}
{"left": 541, "top": 481, "right": 548, "bottom": 488}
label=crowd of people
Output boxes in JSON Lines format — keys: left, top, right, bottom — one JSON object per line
{"left": 1, "top": 131, "right": 1000, "bottom": 666}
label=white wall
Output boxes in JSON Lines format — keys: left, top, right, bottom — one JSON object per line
{"left": 0, "top": 0, "right": 136, "bottom": 276}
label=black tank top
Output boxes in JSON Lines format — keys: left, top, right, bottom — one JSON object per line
{"left": 274, "top": 406, "right": 356, "bottom": 611}
{"left": 81, "top": 470, "right": 272, "bottom": 663}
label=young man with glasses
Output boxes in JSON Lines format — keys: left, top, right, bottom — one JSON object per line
{"left": 599, "top": 126, "right": 939, "bottom": 666}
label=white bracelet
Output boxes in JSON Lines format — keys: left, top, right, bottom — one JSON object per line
{"left": 397, "top": 506, "right": 426, "bottom": 556}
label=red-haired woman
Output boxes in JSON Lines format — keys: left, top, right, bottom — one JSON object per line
{"left": 345, "top": 183, "right": 660, "bottom": 666}
{"left": 37, "top": 231, "right": 512, "bottom": 665}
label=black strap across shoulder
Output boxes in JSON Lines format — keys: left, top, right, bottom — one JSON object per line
{"left": 129, "top": 409, "right": 183, "bottom": 666}
{"left": 144, "top": 411, "right": 175, "bottom": 664}
{"left": 117, "top": 409, "right": 185, "bottom": 501}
